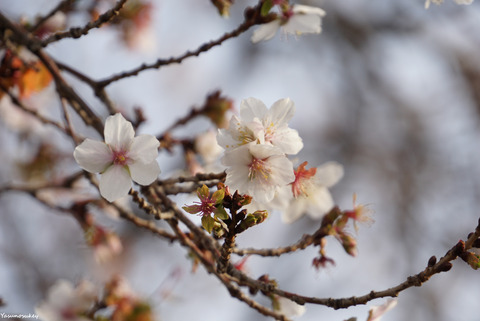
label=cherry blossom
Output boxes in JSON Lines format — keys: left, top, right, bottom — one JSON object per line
{"left": 74, "top": 113, "right": 160, "bottom": 202}
{"left": 366, "top": 299, "right": 398, "bottom": 321}
{"left": 251, "top": 4, "right": 326, "bottom": 43}
{"left": 222, "top": 143, "right": 294, "bottom": 203}
{"left": 217, "top": 97, "right": 303, "bottom": 155}
{"left": 35, "top": 280, "right": 97, "bottom": 321}
{"left": 282, "top": 161, "right": 344, "bottom": 224}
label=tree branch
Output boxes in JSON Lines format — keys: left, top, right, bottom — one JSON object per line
{"left": 40, "top": 0, "right": 128, "bottom": 47}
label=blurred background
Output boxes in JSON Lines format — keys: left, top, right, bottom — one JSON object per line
{"left": 1, "top": 0, "right": 480, "bottom": 320}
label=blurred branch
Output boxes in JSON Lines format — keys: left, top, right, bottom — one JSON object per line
{"left": 28, "top": 0, "right": 76, "bottom": 33}
{"left": 0, "top": 11, "right": 105, "bottom": 134}
{"left": 41, "top": 0, "right": 128, "bottom": 47}
{"left": 55, "top": 60, "right": 119, "bottom": 115}
{"left": 0, "top": 83, "right": 69, "bottom": 135}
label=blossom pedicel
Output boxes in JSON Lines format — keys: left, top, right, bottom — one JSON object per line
{"left": 74, "top": 113, "right": 160, "bottom": 202}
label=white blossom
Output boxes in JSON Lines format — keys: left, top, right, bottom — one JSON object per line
{"left": 222, "top": 143, "right": 294, "bottom": 203}
{"left": 195, "top": 130, "right": 224, "bottom": 164}
{"left": 251, "top": 4, "right": 326, "bottom": 43}
{"left": 275, "top": 296, "right": 306, "bottom": 318}
{"left": 366, "top": 299, "right": 398, "bottom": 321}
{"left": 217, "top": 97, "right": 303, "bottom": 155}
{"left": 282, "top": 161, "right": 343, "bottom": 224}
{"left": 74, "top": 113, "right": 160, "bottom": 202}
{"left": 35, "top": 280, "right": 97, "bottom": 321}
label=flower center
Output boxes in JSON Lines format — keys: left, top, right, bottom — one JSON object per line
{"left": 248, "top": 157, "right": 270, "bottom": 181}
{"left": 112, "top": 150, "right": 129, "bottom": 166}
{"left": 197, "top": 200, "right": 216, "bottom": 216}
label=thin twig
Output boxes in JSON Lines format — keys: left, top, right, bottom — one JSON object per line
{"left": 97, "top": 15, "right": 258, "bottom": 87}
{"left": 158, "top": 172, "right": 226, "bottom": 185}
{"left": 0, "top": 83, "right": 69, "bottom": 135}
{"left": 233, "top": 233, "right": 315, "bottom": 257}
{"left": 227, "top": 222, "right": 480, "bottom": 310}
{"left": 0, "top": 12, "right": 105, "bottom": 134}
{"left": 56, "top": 61, "right": 119, "bottom": 114}
{"left": 28, "top": 0, "right": 75, "bottom": 33}
{"left": 41, "top": 0, "right": 128, "bottom": 47}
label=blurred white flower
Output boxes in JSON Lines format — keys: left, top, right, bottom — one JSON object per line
{"left": 282, "top": 161, "right": 343, "bottom": 224}
{"left": 74, "top": 113, "right": 160, "bottom": 202}
{"left": 275, "top": 296, "right": 306, "bottom": 318}
{"left": 195, "top": 130, "right": 224, "bottom": 164}
{"left": 217, "top": 97, "right": 303, "bottom": 155}
{"left": 425, "top": 0, "right": 473, "bottom": 8}
{"left": 35, "top": 280, "right": 97, "bottom": 321}
{"left": 222, "top": 143, "right": 294, "bottom": 203}
{"left": 251, "top": 4, "right": 326, "bottom": 43}
{"left": 366, "top": 299, "right": 398, "bottom": 321}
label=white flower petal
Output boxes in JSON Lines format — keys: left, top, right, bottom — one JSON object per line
{"left": 292, "top": 4, "right": 326, "bottom": 16}
{"left": 240, "top": 98, "right": 268, "bottom": 121}
{"left": 315, "top": 162, "right": 344, "bottom": 187}
{"left": 267, "top": 154, "right": 295, "bottom": 186}
{"left": 268, "top": 98, "right": 295, "bottom": 125}
{"left": 367, "top": 299, "right": 398, "bottom": 321}
{"left": 129, "top": 160, "right": 160, "bottom": 185}
{"left": 271, "top": 127, "right": 303, "bottom": 155}
{"left": 249, "top": 143, "right": 283, "bottom": 159}
{"left": 285, "top": 14, "right": 322, "bottom": 35}
{"left": 129, "top": 134, "right": 160, "bottom": 163}
{"left": 276, "top": 296, "right": 306, "bottom": 317}
{"left": 104, "top": 113, "right": 134, "bottom": 150}
{"left": 74, "top": 139, "right": 112, "bottom": 173}
{"left": 283, "top": 199, "right": 307, "bottom": 224}
{"left": 307, "top": 186, "right": 334, "bottom": 219}
{"left": 222, "top": 144, "right": 253, "bottom": 167}
{"left": 251, "top": 20, "right": 281, "bottom": 43}
{"left": 99, "top": 165, "right": 132, "bottom": 202}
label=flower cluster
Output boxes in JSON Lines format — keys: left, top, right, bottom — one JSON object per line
{"left": 217, "top": 98, "right": 301, "bottom": 204}
{"left": 35, "top": 280, "right": 97, "bottom": 321}
{"left": 218, "top": 98, "right": 343, "bottom": 223}
{"left": 74, "top": 113, "right": 160, "bottom": 202}
{"left": 35, "top": 277, "right": 153, "bottom": 321}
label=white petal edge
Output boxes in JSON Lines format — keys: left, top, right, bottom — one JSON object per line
{"left": 240, "top": 97, "right": 268, "bottom": 121}
{"left": 99, "top": 165, "right": 132, "bottom": 202}
{"left": 307, "top": 186, "right": 334, "bottom": 219}
{"left": 292, "top": 4, "right": 326, "bottom": 17}
{"left": 104, "top": 113, "right": 135, "bottom": 150}
{"left": 268, "top": 98, "right": 295, "bottom": 125}
{"left": 129, "top": 160, "right": 160, "bottom": 185}
{"left": 129, "top": 134, "right": 160, "bottom": 163}
{"left": 282, "top": 199, "right": 307, "bottom": 224}
{"left": 285, "top": 14, "right": 322, "bottom": 35}
{"left": 251, "top": 21, "right": 281, "bottom": 43}
{"left": 74, "top": 139, "right": 112, "bottom": 173}
{"left": 315, "top": 161, "right": 344, "bottom": 187}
